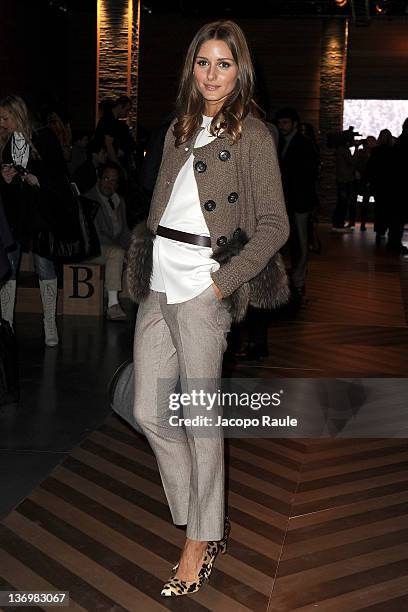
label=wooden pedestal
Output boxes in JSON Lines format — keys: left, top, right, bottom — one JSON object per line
{"left": 63, "top": 264, "right": 104, "bottom": 316}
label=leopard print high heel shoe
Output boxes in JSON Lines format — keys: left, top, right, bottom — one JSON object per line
{"left": 161, "top": 540, "right": 218, "bottom": 596}
{"left": 161, "top": 517, "right": 231, "bottom": 597}
{"left": 218, "top": 515, "right": 231, "bottom": 555}
{"left": 170, "top": 516, "right": 230, "bottom": 573}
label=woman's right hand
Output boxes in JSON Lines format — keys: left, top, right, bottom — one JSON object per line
{"left": 23, "top": 173, "right": 40, "bottom": 187}
{"left": 212, "top": 282, "right": 223, "bottom": 300}
{"left": 1, "top": 164, "right": 18, "bottom": 184}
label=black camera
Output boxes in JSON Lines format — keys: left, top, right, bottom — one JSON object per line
{"left": 327, "top": 126, "right": 362, "bottom": 148}
{"left": 13, "top": 164, "right": 29, "bottom": 176}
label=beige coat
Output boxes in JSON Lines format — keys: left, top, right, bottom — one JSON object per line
{"left": 127, "top": 115, "right": 291, "bottom": 321}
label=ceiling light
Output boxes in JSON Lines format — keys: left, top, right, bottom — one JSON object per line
{"left": 375, "top": 1, "right": 388, "bottom": 14}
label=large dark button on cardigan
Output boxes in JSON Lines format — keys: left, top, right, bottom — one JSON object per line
{"left": 228, "top": 192, "right": 238, "bottom": 204}
{"left": 219, "top": 150, "right": 231, "bottom": 161}
{"left": 216, "top": 236, "right": 228, "bottom": 246}
{"left": 194, "top": 160, "right": 207, "bottom": 173}
{"left": 204, "top": 200, "right": 216, "bottom": 212}
{"left": 233, "top": 227, "right": 242, "bottom": 238}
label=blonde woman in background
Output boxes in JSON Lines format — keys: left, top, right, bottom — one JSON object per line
{"left": 0, "top": 95, "right": 69, "bottom": 346}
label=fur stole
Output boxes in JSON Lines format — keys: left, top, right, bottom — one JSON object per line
{"left": 212, "top": 231, "right": 290, "bottom": 322}
{"left": 127, "top": 223, "right": 290, "bottom": 322}
{"left": 126, "top": 221, "right": 154, "bottom": 304}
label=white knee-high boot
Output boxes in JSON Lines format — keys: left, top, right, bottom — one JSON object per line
{"left": 39, "top": 278, "right": 59, "bottom": 347}
{"left": 0, "top": 280, "right": 17, "bottom": 327}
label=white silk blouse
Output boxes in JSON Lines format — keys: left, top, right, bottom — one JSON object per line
{"left": 150, "top": 116, "right": 220, "bottom": 303}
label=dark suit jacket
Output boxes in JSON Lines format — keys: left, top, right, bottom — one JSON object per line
{"left": 0, "top": 127, "right": 73, "bottom": 249}
{"left": 0, "top": 195, "right": 13, "bottom": 280}
{"left": 73, "top": 159, "right": 98, "bottom": 195}
{"left": 278, "top": 131, "right": 319, "bottom": 214}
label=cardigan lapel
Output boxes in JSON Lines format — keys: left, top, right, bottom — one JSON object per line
{"left": 148, "top": 126, "right": 232, "bottom": 231}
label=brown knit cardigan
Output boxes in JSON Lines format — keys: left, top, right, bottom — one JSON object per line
{"left": 127, "top": 114, "right": 291, "bottom": 321}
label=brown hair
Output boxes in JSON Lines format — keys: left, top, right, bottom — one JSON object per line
{"left": 0, "top": 95, "right": 40, "bottom": 159}
{"left": 174, "top": 20, "right": 255, "bottom": 147}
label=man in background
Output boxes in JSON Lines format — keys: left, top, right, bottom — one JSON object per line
{"left": 85, "top": 163, "right": 130, "bottom": 320}
{"left": 276, "top": 107, "right": 319, "bottom": 300}
{"left": 95, "top": 96, "right": 133, "bottom": 177}
{"left": 389, "top": 118, "right": 408, "bottom": 254}
{"left": 73, "top": 138, "right": 107, "bottom": 194}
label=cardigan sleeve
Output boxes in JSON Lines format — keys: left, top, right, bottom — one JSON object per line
{"left": 146, "top": 120, "right": 178, "bottom": 230}
{"left": 211, "top": 133, "right": 290, "bottom": 297}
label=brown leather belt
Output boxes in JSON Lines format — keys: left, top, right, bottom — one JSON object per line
{"left": 156, "top": 225, "right": 211, "bottom": 248}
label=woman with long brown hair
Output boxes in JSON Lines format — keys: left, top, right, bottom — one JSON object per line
{"left": 127, "top": 20, "right": 289, "bottom": 596}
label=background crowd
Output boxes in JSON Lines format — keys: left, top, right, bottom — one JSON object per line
{"left": 332, "top": 120, "right": 408, "bottom": 255}
{"left": 0, "top": 92, "right": 407, "bottom": 353}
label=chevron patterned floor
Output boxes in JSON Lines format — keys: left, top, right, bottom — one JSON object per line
{"left": 1, "top": 224, "right": 407, "bottom": 611}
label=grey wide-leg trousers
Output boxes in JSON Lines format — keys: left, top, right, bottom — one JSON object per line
{"left": 133, "top": 287, "right": 231, "bottom": 541}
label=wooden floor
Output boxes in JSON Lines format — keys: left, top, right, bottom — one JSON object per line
{"left": 1, "top": 224, "right": 408, "bottom": 611}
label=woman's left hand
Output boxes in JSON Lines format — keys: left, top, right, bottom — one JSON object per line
{"left": 212, "top": 283, "right": 223, "bottom": 300}
{"left": 23, "top": 173, "right": 40, "bottom": 187}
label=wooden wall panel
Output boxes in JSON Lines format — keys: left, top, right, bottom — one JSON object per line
{"left": 319, "top": 19, "right": 348, "bottom": 215}
{"left": 96, "top": 0, "right": 131, "bottom": 103}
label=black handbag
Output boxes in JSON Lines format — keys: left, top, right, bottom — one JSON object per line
{"left": 34, "top": 193, "right": 101, "bottom": 262}
{"left": 0, "top": 317, "right": 19, "bottom": 406}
